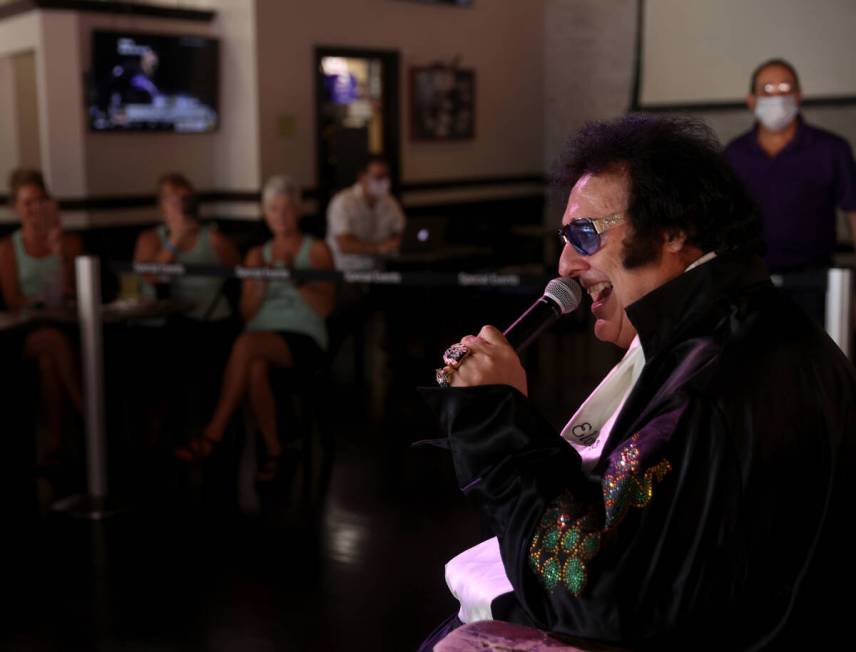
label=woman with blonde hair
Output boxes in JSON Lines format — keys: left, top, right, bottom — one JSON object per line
{"left": 177, "top": 176, "right": 335, "bottom": 481}
{"left": 0, "top": 169, "right": 83, "bottom": 465}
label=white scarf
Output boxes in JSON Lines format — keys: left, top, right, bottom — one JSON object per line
{"left": 561, "top": 335, "right": 645, "bottom": 472}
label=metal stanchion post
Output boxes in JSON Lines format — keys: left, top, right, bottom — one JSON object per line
{"left": 52, "top": 256, "right": 121, "bottom": 519}
{"left": 825, "top": 268, "right": 853, "bottom": 359}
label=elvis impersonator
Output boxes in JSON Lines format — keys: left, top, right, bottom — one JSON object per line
{"left": 419, "top": 115, "right": 856, "bottom": 651}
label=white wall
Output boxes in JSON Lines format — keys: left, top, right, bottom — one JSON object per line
{"left": 38, "top": 11, "right": 87, "bottom": 200}
{"left": 12, "top": 52, "right": 42, "bottom": 171}
{"left": 79, "top": 0, "right": 260, "bottom": 207}
{"left": 640, "top": 0, "right": 856, "bottom": 105}
{"left": 255, "top": 0, "right": 545, "bottom": 196}
{"left": 0, "top": 11, "right": 40, "bottom": 61}
{"left": 1, "top": 3, "right": 259, "bottom": 226}
{"left": 78, "top": 12, "right": 217, "bottom": 198}
{"left": 544, "top": 0, "right": 856, "bottom": 157}
{"left": 0, "top": 56, "right": 19, "bottom": 184}
{"left": 0, "top": 10, "right": 42, "bottom": 214}
{"left": 7, "top": 0, "right": 855, "bottom": 229}
{"left": 2, "top": 0, "right": 544, "bottom": 225}
{"left": 543, "top": 0, "right": 636, "bottom": 173}
{"left": 209, "top": 0, "right": 260, "bottom": 196}
{"left": 0, "top": 11, "right": 80, "bottom": 223}
{"left": 543, "top": 0, "right": 856, "bottom": 232}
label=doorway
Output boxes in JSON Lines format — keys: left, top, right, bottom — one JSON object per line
{"left": 0, "top": 50, "right": 42, "bottom": 192}
{"left": 315, "top": 47, "right": 400, "bottom": 206}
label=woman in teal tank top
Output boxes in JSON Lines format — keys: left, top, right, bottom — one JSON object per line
{"left": 176, "top": 176, "right": 335, "bottom": 481}
{"left": 131, "top": 174, "right": 242, "bottom": 447}
{"left": 0, "top": 169, "right": 84, "bottom": 464}
{"left": 133, "top": 173, "right": 240, "bottom": 320}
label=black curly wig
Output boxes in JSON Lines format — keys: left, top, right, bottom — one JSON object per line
{"left": 554, "top": 114, "right": 763, "bottom": 268}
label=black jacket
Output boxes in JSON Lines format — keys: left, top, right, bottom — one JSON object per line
{"left": 422, "top": 255, "right": 856, "bottom": 650}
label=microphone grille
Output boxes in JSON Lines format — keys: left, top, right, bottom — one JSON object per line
{"left": 544, "top": 277, "right": 582, "bottom": 314}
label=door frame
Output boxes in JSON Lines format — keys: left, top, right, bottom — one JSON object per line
{"left": 314, "top": 46, "right": 401, "bottom": 207}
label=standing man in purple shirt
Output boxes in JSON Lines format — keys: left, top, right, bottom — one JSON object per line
{"left": 725, "top": 58, "right": 856, "bottom": 321}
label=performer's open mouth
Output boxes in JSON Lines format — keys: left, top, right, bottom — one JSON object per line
{"left": 588, "top": 281, "right": 613, "bottom": 311}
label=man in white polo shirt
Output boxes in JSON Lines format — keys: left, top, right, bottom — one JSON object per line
{"left": 325, "top": 155, "right": 406, "bottom": 272}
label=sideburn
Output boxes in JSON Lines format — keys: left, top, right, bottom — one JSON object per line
{"left": 620, "top": 230, "right": 662, "bottom": 269}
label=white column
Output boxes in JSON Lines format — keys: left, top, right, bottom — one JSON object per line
{"left": 825, "top": 268, "right": 853, "bottom": 359}
{"left": 76, "top": 256, "right": 108, "bottom": 500}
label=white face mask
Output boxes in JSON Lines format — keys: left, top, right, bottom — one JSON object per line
{"left": 754, "top": 95, "right": 799, "bottom": 132}
{"left": 366, "top": 178, "right": 390, "bottom": 199}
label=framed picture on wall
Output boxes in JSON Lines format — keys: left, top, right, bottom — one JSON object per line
{"left": 410, "top": 66, "right": 475, "bottom": 141}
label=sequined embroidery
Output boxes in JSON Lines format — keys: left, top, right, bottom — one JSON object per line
{"left": 528, "top": 491, "right": 602, "bottom": 597}
{"left": 528, "top": 433, "right": 670, "bottom": 597}
{"left": 603, "top": 435, "right": 672, "bottom": 529}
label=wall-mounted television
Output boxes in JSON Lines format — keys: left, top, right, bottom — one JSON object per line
{"left": 88, "top": 30, "right": 219, "bottom": 133}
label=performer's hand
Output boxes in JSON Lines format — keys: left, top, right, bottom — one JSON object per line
{"left": 447, "top": 325, "right": 528, "bottom": 396}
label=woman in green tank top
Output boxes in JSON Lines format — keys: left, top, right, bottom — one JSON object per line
{"left": 131, "top": 174, "right": 241, "bottom": 447}
{"left": 0, "top": 169, "right": 84, "bottom": 465}
{"left": 133, "top": 173, "right": 241, "bottom": 319}
{"left": 176, "top": 176, "right": 335, "bottom": 481}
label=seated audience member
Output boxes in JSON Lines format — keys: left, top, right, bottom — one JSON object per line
{"left": 177, "top": 176, "right": 334, "bottom": 481}
{"left": 325, "top": 155, "right": 406, "bottom": 272}
{"left": 0, "top": 169, "right": 83, "bottom": 464}
{"left": 421, "top": 115, "right": 856, "bottom": 650}
{"left": 725, "top": 58, "right": 856, "bottom": 322}
{"left": 134, "top": 172, "right": 240, "bottom": 320}
{"left": 131, "top": 173, "right": 241, "bottom": 442}
{"left": 324, "top": 155, "right": 406, "bottom": 377}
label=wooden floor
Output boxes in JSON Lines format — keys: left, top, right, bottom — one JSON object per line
{"left": 0, "top": 296, "right": 620, "bottom": 652}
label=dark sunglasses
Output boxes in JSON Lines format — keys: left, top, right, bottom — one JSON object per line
{"left": 557, "top": 212, "right": 625, "bottom": 256}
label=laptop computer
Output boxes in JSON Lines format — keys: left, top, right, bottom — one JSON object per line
{"left": 398, "top": 216, "right": 449, "bottom": 255}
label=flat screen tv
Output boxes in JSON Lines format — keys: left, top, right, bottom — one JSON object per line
{"left": 88, "top": 30, "right": 219, "bottom": 133}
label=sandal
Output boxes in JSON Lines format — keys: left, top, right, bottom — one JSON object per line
{"left": 255, "top": 453, "right": 282, "bottom": 483}
{"left": 175, "top": 435, "right": 219, "bottom": 463}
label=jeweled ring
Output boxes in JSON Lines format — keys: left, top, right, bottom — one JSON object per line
{"left": 443, "top": 343, "right": 470, "bottom": 367}
{"left": 436, "top": 366, "right": 454, "bottom": 388}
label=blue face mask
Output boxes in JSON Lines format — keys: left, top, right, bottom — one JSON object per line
{"left": 366, "top": 178, "right": 390, "bottom": 199}
{"left": 754, "top": 95, "right": 798, "bottom": 132}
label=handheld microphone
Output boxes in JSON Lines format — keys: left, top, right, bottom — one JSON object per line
{"left": 503, "top": 277, "right": 582, "bottom": 352}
